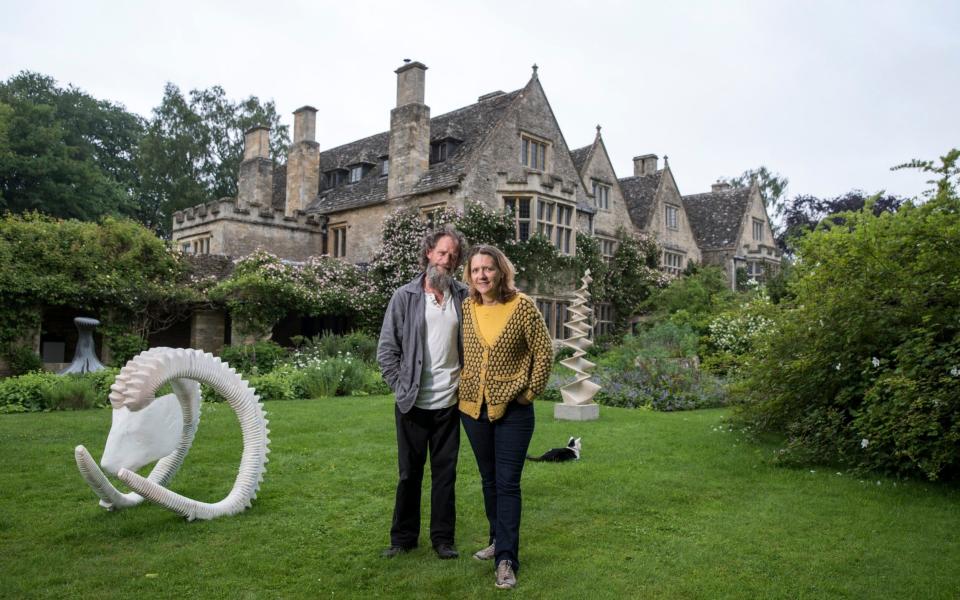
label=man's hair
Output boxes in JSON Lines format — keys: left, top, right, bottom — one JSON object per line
{"left": 463, "top": 244, "right": 519, "bottom": 304}
{"left": 419, "top": 224, "right": 467, "bottom": 269}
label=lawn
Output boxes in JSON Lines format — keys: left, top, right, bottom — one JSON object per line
{"left": 1, "top": 396, "right": 958, "bottom": 599}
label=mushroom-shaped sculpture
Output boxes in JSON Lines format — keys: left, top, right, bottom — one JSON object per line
{"left": 74, "top": 347, "right": 270, "bottom": 521}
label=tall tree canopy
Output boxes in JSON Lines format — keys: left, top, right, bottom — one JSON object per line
{"left": 778, "top": 190, "right": 904, "bottom": 253}
{"left": 0, "top": 71, "right": 145, "bottom": 221}
{"left": 137, "top": 84, "right": 289, "bottom": 236}
{"left": 723, "top": 166, "right": 790, "bottom": 216}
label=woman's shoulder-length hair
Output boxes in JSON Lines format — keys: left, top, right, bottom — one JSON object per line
{"left": 463, "top": 244, "right": 519, "bottom": 304}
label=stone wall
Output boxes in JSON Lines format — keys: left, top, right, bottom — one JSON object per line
{"left": 172, "top": 199, "right": 325, "bottom": 262}
{"left": 649, "top": 168, "right": 702, "bottom": 266}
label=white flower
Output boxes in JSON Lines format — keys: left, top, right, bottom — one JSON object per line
{"left": 861, "top": 438, "right": 869, "bottom": 448}
{"left": 835, "top": 362, "right": 841, "bottom": 371}
{"left": 872, "top": 357, "right": 880, "bottom": 368}
{"left": 951, "top": 367, "right": 959, "bottom": 377}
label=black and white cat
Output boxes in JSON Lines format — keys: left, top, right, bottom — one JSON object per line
{"left": 526, "top": 437, "right": 581, "bottom": 462}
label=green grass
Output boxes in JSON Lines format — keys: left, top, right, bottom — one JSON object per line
{"left": 1, "top": 397, "right": 958, "bottom": 599}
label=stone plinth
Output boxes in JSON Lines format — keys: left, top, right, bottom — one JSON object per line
{"left": 554, "top": 403, "right": 599, "bottom": 421}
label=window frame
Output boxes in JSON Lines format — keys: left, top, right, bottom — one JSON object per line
{"left": 665, "top": 204, "right": 679, "bottom": 230}
{"left": 662, "top": 250, "right": 684, "bottom": 276}
{"left": 593, "top": 181, "right": 610, "bottom": 210}
{"left": 520, "top": 134, "right": 548, "bottom": 171}
{"left": 330, "top": 225, "right": 347, "bottom": 258}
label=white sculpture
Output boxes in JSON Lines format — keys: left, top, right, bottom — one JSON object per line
{"left": 555, "top": 270, "right": 601, "bottom": 421}
{"left": 74, "top": 347, "right": 270, "bottom": 521}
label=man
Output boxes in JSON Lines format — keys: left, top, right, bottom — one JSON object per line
{"left": 377, "top": 225, "right": 469, "bottom": 559}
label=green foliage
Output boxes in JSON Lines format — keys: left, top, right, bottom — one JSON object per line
{"left": 606, "top": 230, "right": 666, "bottom": 332}
{"left": 3, "top": 344, "right": 43, "bottom": 375}
{"left": 0, "top": 368, "right": 116, "bottom": 412}
{"left": 734, "top": 173, "right": 960, "bottom": 480}
{"left": 0, "top": 371, "right": 55, "bottom": 412}
{"left": 703, "top": 291, "right": 778, "bottom": 375}
{"left": 294, "top": 330, "right": 378, "bottom": 364}
{"left": 723, "top": 165, "right": 789, "bottom": 214}
{"left": 247, "top": 366, "right": 298, "bottom": 403}
{"left": 547, "top": 323, "right": 726, "bottom": 412}
{"left": 0, "top": 213, "right": 198, "bottom": 346}
{"left": 0, "top": 71, "right": 144, "bottom": 221}
{"left": 209, "top": 250, "right": 381, "bottom": 338}
{"left": 105, "top": 333, "right": 147, "bottom": 367}
{"left": 643, "top": 265, "right": 733, "bottom": 336}
{"left": 218, "top": 340, "right": 288, "bottom": 376}
{"left": 43, "top": 375, "right": 99, "bottom": 410}
{"left": 136, "top": 83, "right": 290, "bottom": 236}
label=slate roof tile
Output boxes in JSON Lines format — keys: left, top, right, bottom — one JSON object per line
{"left": 682, "top": 187, "right": 751, "bottom": 250}
{"left": 618, "top": 171, "right": 663, "bottom": 229}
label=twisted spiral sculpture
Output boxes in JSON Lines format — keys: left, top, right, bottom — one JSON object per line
{"left": 559, "top": 270, "right": 601, "bottom": 405}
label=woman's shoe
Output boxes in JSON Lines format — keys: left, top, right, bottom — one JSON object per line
{"left": 473, "top": 541, "right": 496, "bottom": 560}
{"left": 495, "top": 560, "right": 516, "bottom": 589}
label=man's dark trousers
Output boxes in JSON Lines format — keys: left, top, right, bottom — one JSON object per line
{"left": 391, "top": 404, "right": 460, "bottom": 548}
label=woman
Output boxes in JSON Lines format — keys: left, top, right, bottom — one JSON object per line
{"left": 458, "top": 244, "right": 553, "bottom": 590}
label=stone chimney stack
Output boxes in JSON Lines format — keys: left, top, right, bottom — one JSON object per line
{"left": 388, "top": 60, "right": 430, "bottom": 199}
{"left": 237, "top": 126, "right": 273, "bottom": 211}
{"left": 712, "top": 181, "right": 733, "bottom": 193}
{"left": 285, "top": 106, "right": 320, "bottom": 217}
{"left": 633, "top": 154, "right": 659, "bottom": 177}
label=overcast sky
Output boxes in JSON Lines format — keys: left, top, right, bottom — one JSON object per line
{"left": 2, "top": 0, "right": 958, "bottom": 203}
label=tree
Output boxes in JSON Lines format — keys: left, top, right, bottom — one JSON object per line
{"left": 722, "top": 166, "right": 789, "bottom": 216}
{"left": 0, "top": 71, "right": 145, "bottom": 221}
{"left": 778, "top": 190, "right": 904, "bottom": 254}
{"left": 137, "top": 84, "right": 289, "bottom": 236}
{"left": 735, "top": 152, "right": 960, "bottom": 479}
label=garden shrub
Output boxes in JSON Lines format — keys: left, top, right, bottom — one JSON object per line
{"left": 0, "top": 369, "right": 117, "bottom": 412}
{"left": 3, "top": 345, "right": 43, "bottom": 375}
{"left": 219, "top": 341, "right": 287, "bottom": 375}
{"left": 734, "top": 181, "right": 960, "bottom": 480}
{"left": 703, "top": 290, "right": 777, "bottom": 375}
{"left": 44, "top": 376, "right": 100, "bottom": 410}
{"left": 106, "top": 333, "right": 148, "bottom": 367}
{"left": 296, "top": 331, "right": 378, "bottom": 364}
{"left": 0, "top": 371, "right": 56, "bottom": 412}
{"left": 248, "top": 367, "right": 298, "bottom": 403}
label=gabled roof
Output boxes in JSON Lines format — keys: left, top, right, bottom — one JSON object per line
{"left": 569, "top": 145, "right": 592, "bottom": 172}
{"left": 682, "top": 187, "right": 751, "bottom": 250}
{"left": 618, "top": 171, "right": 663, "bottom": 230}
{"left": 300, "top": 89, "right": 522, "bottom": 215}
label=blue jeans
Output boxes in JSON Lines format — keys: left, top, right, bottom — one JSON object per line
{"left": 461, "top": 401, "right": 535, "bottom": 572}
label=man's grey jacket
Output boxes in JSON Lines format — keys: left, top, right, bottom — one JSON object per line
{"left": 377, "top": 274, "right": 470, "bottom": 414}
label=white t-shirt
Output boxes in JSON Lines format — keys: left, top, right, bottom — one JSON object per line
{"left": 415, "top": 290, "right": 460, "bottom": 410}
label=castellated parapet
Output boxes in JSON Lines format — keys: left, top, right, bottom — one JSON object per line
{"left": 172, "top": 198, "right": 325, "bottom": 262}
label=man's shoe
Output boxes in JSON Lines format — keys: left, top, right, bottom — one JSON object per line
{"left": 434, "top": 544, "right": 459, "bottom": 559}
{"left": 495, "top": 560, "right": 516, "bottom": 589}
{"left": 473, "top": 541, "right": 496, "bottom": 560}
{"left": 381, "top": 545, "right": 412, "bottom": 558}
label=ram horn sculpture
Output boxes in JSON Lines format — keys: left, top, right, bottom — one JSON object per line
{"left": 74, "top": 347, "right": 270, "bottom": 521}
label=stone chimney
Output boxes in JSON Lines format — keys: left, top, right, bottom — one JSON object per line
{"left": 712, "top": 181, "right": 733, "bottom": 193}
{"left": 285, "top": 106, "right": 320, "bottom": 217}
{"left": 633, "top": 154, "right": 658, "bottom": 177}
{"left": 237, "top": 126, "right": 273, "bottom": 211}
{"left": 388, "top": 61, "right": 430, "bottom": 199}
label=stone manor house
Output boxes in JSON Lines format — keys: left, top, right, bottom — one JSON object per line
{"left": 171, "top": 61, "right": 781, "bottom": 353}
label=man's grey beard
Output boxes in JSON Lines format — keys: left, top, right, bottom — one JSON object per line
{"left": 426, "top": 264, "right": 453, "bottom": 292}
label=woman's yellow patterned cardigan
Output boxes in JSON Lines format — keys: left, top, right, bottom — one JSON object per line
{"left": 458, "top": 293, "right": 554, "bottom": 422}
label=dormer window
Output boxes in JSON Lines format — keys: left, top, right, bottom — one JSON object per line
{"left": 430, "top": 138, "right": 461, "bottom": 164}
{"left": 380, "top": 156, "right": 389, "bottom": 177}
{"left": 349, "top": 165, "right": 363, "bottom": 183}
{"left": 323, "top": 169, "right": 348, "bottom": 190}
{"left": 521, "top": 134, "right": 547, "bottom": 170}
